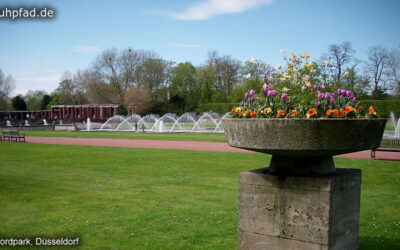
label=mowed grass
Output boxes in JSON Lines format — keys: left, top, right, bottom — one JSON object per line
{"left": 22, "top": 130, "right": 228, "bottom": 142}
{"left": 0, "top": 143, "right": 399, "bottom": 249}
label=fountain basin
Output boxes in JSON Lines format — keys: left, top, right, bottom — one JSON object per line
{"left": 222, "top": 118, "right": 386, "bottom": 175}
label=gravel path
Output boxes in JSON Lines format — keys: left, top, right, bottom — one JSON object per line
{"left": 25, "top": 136, "right": 400, "bottom": 161}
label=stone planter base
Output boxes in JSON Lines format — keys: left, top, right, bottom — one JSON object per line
{"left": 238, "top": 168, "right": 361, "bottom": 250}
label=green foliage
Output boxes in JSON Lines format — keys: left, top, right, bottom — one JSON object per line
{"left": 359, "top": 100, "right": 400, "bottom": 118}
{"left": 196, "top": 103, "right": 235, "bottom": 115}
{"left": 11, "top": 95, "right": 26, "bottom": 110}
{"left": 118, "top": 104, "right": 127, "bottom": 116}
{"left": 40, "top": 95, "right": 52, "bottom": 110}
{"left": 169, "top": 62, "right": 200, "bottom": 110}
{"left": 47, "top": 92, "right": 60, "bottom": 108}
{"left": 24, "top": 90, "right": 47, "bottom": 110}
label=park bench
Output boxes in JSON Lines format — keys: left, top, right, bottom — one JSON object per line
{"left": 2, "top": 129, "right": 25, "bottom": 142}
{"left": 371, "top": 138, "right": 400, "bottom": 160}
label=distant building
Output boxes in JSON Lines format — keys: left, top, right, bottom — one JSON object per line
{"left": 50, "top": 104, "right": 119, "bottom": 120}
{"left": 0, "top": 104, "right": 119, "bottom": 121}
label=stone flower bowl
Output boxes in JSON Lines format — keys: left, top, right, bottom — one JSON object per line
{"left": 222, "top": 118, "right": 386, "bottom": 175}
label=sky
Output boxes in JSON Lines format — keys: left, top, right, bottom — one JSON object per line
{"left": 0, "top": 0, "right": 399, "bottom": 95}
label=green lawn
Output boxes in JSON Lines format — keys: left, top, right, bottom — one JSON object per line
{"left": 0, "top": 143, "right": 399, "bottom": 249}
{"left": 22, "top": 130, "right": 228, "bottom": 142}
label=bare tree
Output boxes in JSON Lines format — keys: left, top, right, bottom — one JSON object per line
{"left": 364, "top": 45, "right": 389, "bottom": 99}
{"left": 387, "top": 47, "right": 400, "bottom": 96}
{"left": 214, "top": 55, "right": 241, "bottom": 96}
{"left": 327, "top": 41, "right": 355, "bottom": 85}
{"left": 92, "top": 48, "right": 157, "bottom": 103}
{"left": 0, "top": 69, "right": 15, "bottom": 109}
{"left": 86, "top": 82, "right": 120, "bottom": 104}
{"left": 92, "top": 48, "right": 124, "bottom": 102}
{"left": 136, "top": 57, "right": 170, "bottom": 102}
{"left": 124, "top": 86, "right": 152, "bottom": 114}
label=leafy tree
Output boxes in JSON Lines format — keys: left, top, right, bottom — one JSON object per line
{"left": 12, "top": 95, "right": 26, "bottom": 110}
{"left": 48, "top": 92, "right": 60, "bottom": 108}
{"left": 24, "top": 90, "right": 47, "bottom": 110}
{"left": 169, "top": 62, "right": 199, "bottom": 110}
{"left": 169, "top": 94, "right": 186, "bottom": 112}
{"left": 41, "top": 95, "right": 52, "bottom": 110}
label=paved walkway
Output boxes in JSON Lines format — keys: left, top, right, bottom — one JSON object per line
{"left": 25, "top": 136, "right": 400, "bottom": 161}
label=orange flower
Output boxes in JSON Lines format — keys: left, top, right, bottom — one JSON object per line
{"left": 357, "top": 106, "right": 362, "bottom": 110}
{"left": 326, "top": 109, "right": 333, "bottom": 116}
{"left": 333, "top": 109, "right": 340, "bottom": 118}
{"left": 250, "top": 110, "right": 256, "bottom": 118}
{"left": 307, "top": 108, "right": 317, "bottom": 117}
{"left": 265, "top": 108, "right": 272, "bottom": 114}
{"left": 291, "top": 110, "right": 298, "bottom": 117}
{"left": 340, "top": 109, "right": 345, "bottom": 116}
{"left": 345, "top": 105, "right": 356, "bottom": 114}
{"left": 257, "top": 108, "right": 263, "bottom": 115}
{"left": 369, "top": 106, "right": 376, "bottom": 115}
{"left": 277, "top": 110, "right": 286, "bottom": 116}
{"left": 231, "top": 108, "right": 236, "bottom": 113}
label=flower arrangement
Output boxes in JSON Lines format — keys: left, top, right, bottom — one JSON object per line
{"left": 231, "top": 51, "right": 378, "bottom": 119}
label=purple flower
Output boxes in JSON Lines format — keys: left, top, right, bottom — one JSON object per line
{"left": 263, "top": 84, "right": 269, "bottom": 93}
{"left": 337, "top": 89, "right": 342, "bottom": 95}
{"left": 352, "top": 97, "right": 356, "bottom": 102}
{"left": 340, "top": 89, "right": 346, "bottom": 96}
{"left": 346, "top": 90, "right": 352, "bottom": 97}
{"left": 320, "top": 86, "right": 325, "bottom": 91}
{"left": 317, "top": 93, "right": 324, "bottom": 99}
{"left": 317, "top": 101, "right": 321, "bottom": 107}
{"left": 331, "top": 97, "right": 335, "bottom": 104}
{"left": 324, "top": 92, "right": 330, "bottom": 99}
{"left": 271, "top": 90, "right": 278, "bottom": 97}
{"left": 251, "top": 96, "right": 257, "bottom": 103}
{"left": 249, "top": 89, "right": 256, "bottom": 96}
{"left": 330, "top": 93, "right": 335, "bottom": 98}
{"left": 281, "top": 93, "right": 288, "bottom": 102}
{"left": 245, "top": 92, "right": 249, "bottom": 100}
{"left": 240, "top": 101, "right": 244, "bottom": 107}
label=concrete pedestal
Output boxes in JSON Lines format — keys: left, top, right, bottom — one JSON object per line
{"left": 238, "top": 168, "right": 361, "bottom": 250}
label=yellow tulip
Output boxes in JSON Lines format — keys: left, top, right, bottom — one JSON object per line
{"left": 289, "top": 53, "right": 295, "bottom": 61}
{"left": 276, "top": 64, "right": 282, "bottom": 69}
{"left": 305, "top": 53, "right": 310, "bottom": 58}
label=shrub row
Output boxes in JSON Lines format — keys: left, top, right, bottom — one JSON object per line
{"left": 359, "top": 100, "right": 400, "bottom": 118}
{"left": 195, "top": 103, "right": 236, "bottom": 115}
{"left": 195, "top": 100, "right": 400, "bottom": 118}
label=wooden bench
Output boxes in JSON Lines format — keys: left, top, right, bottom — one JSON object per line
{"left": 2, "top": 130, "right": 25, "bottom": 142}
{"left": 371, "top": 138, "right": 400, "bottom": 160}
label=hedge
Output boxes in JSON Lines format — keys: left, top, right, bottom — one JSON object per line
{"left": 359, "top": 100, "right": 400, "bottom": 118}
{"left": 195, "top": 103, "right": 236, "bottom": 115}
{"left": 195, "top": 100, "right": 400, "bottom": 118}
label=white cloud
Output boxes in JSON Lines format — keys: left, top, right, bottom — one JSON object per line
{"left": 13, "top": 75, "right": 61, "bottom": 95}
{"left": 71, "top": 45, "right": 102, "bottom": 54}
{"left": 18, "top": 76, "right": 61, "bottom": 83}
{"left": 167, "top": 0, "right": 273, "bottom": 20}
{"left": 169, "top": 43, "right": 203, "bottom": 48}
